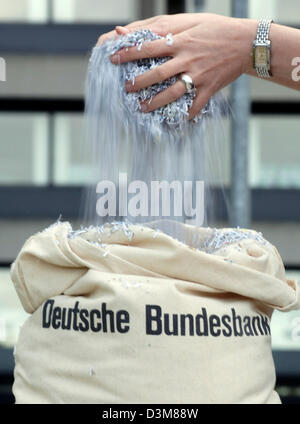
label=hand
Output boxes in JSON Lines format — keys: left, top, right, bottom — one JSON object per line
{"left": 97, "top": 13, "right": 210, "bottom": 45}
{"left": 102, "top": 14, "right": 257, "bottom": 120}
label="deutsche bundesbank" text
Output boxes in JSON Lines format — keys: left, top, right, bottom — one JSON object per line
{"left": 42, "top": 300, "right": 271, "bottom": 337}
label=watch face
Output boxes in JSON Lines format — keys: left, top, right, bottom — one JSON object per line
{"left": 255, "top": 46, "right": 268, "bottom": 66}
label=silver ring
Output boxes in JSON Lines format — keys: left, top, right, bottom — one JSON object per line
{"left": 180, "top": 74, "right": 195, "bottom": 94}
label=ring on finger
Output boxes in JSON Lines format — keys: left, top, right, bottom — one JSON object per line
{"left": 180, "top": 74, "right": 196, "bottom": 94}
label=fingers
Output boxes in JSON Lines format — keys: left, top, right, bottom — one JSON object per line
{"left": 125, "top": 17, "right": 159, "bottom": 30}
{"left": 97, "top": 16, "right": 163, "bottom": 46}
{"left": 187, "top": 89, "right": 212, "bottom": 120}
{"left": 140, "top": 80, "right": 186, "bottom": 113}
{"left": 123, "top": 24, "right": 168, "bottom": 37}
{"left": 111, "top": 38, "right": 174, "bottom": 64}
{"left": 97, "top": 26, "right": 130, "bottom": 45}
{"left": 139, "top": 80, "right": 213, "bottom": 122}
{"left": 97, "top": 29, "right": 118, "bottom": 45}
{"left": 115, "top": 26, "right": 130, "bottom": 36}
{"left": 124, "top": 16, "right": 169, "bottom": 36}
{"left": 125, "top": 59, "right": 180, "bottom": 93}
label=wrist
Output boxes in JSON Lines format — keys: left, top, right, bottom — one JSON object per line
{"left": 236, "top": 18, "right": 259, "bottom": 75}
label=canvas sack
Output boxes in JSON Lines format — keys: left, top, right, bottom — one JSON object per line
{"left": 10, "top": 221, "right": 300, "bottom": 404}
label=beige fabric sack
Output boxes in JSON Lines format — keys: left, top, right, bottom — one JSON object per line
{"left": 10, "top": 220, "right": 300, "bottom": 404}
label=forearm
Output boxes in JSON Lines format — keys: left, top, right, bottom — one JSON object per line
{"left": 243, "top": 20, "right": 300, "bottom": 91}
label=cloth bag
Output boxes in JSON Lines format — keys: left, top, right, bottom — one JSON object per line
{"left": 10, "top": 220, "right": 300, "bottom": 404}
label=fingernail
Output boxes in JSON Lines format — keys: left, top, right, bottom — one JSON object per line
{"left": 140, "top": 104, "right": 148, "bottom": 112}
{"left": 125, "top": 81, "right": 133, "bottom": 92}
{"left": 116, "top": 26, "right": 129, "bottom": 33}
{"left": 110, "top": 54, "right": 119, "bottom": 64}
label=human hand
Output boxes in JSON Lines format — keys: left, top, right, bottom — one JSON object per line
{"left": 100, "top": 14, "right": 257, "bottom": 120}
{"left": 97, "top": 13, "right": 209, "bottom": 46}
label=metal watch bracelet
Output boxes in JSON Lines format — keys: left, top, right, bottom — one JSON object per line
{"left": 253, "top": 19, "right": 273, "bottom": 78}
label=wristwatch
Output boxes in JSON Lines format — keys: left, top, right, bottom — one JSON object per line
{"left": 252, "top": 19, "right": 273, "bottom": 78}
